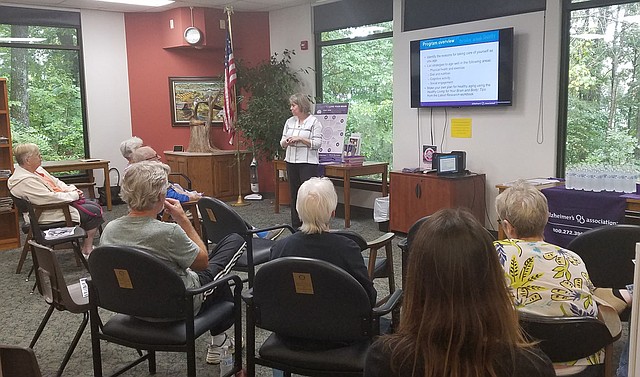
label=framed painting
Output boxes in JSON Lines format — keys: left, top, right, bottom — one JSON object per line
{"left": 169, "top": 77, "right": 224, "bottom": 126}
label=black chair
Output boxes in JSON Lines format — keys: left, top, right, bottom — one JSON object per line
{"left": 397, "top": 216, "right": 429, "bottom": 286}
{"left": 28, "top": 241, "right": 89, "bottom": 377}
{"left": 87, "top": 245, "right": 243, "bottom": 377}
{"left": 567, "top": 224, "right": 640, "bottom": 290}
{"left": 169, "top": 172, "right": 193, "bottom": 190}
{"left": 519, "top": 303, "right": 622, "bottom": 377}
{"left": 0, "top": 344, "right": 43, "bottom": 377}
{"left": 243, "top": 257, "right": 403, "bottom": 377}
{"left": 198, "top": 196, "right": 294, "bottom": 287}
{"left": 11, "top": 194, "right": 88, "bottom": 277}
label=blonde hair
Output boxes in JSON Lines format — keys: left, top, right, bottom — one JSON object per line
{"left": 296, "top": 177, "right": 336, "bottom": 234}
{"left": 119, "top": 136, "right": 143, "bottom": 162}
{"left": 289, "top": 93, "right": 312, "bottom": 114}
{"left": 495, "top": 180, "right": 549, "bottom": 238}
{"left": 14, "top": 143, "right": 40, "bottom": 166}
{"left": 121, "top": 161, "right": 169, "bottom": 211}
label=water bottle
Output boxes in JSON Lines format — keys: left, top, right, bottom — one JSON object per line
{"left": 565, "top": 168, "right": 575, "bottom": 190}
{"left": 219, "top": 345, "right": 233, "bottom": 376}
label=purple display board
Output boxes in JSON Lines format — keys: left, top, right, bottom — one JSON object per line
{"left": 315, "top": 103, "right": 349, "bottom": 164}
{"left": 542, "top": 186, "right": 626, "bottom": 248}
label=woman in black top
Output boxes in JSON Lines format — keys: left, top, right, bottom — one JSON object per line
{"left": 364, "top": 208, "right": 554, "bottom": 377}
{"left": 270, "top": 176, "right": 376, "bottom": 306}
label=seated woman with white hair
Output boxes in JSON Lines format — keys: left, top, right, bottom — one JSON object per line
{"left": 119, "top": 136, "right": 143, "bottom": 164}
{"left": 494, "top": 180, "right": 632, "bottom": 377}
{"left": 8, "top": 143, "right": 104, "bottom": 257}
{"left": 270, "top": 177, "right": 376, "bottom": 306}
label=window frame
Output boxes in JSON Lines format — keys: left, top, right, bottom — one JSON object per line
{"left": 0, "top": 6, "right": 90, "bottom": 162}
{"left": 556, "top": 0, "right": 640, "bottom": 176}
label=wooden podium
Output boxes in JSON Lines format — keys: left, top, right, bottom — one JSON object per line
{"left": 164, "top": 150, "right": 251, "bottom": 201}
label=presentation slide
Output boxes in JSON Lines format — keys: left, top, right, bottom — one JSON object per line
{"left": 419, "top": 30, "right": 499, "bottom": 106}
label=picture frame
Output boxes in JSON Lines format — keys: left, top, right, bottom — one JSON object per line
{"left": 420, "top": 144, "right": 437, "bottom": 170}
{"left": 169, "top": 76, "right": 224, "bottom": 126}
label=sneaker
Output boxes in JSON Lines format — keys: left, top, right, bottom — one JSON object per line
{"left": 206, "top": 334, "right": 234, "bottom": 364}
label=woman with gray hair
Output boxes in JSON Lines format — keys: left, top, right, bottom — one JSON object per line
{"left": 8, "top": 143, "right": 103, "bottom": 256}
{"left": 119, "top": 136, "right": 143, "bottom": 163}
{"left": 280, "top": 93, "right": 323, "bottom": 229}
{"left": 99, "top": 161, "right": 246, "bottom": 364}
{"left": 495, "top": 180, "right": 631, "bottom": 376}
{"left": 270, "top": 177, "right": 376, "bottom": 305}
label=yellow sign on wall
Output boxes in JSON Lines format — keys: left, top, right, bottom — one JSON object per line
{"left": 451, "top": 118, "right": 472, "bottom": 138}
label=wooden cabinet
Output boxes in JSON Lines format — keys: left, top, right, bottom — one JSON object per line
{"left": 0, "top": 78, "right": 20, "bottom": 250}
{"left": 164, "top": 150, "right": 251, "bottom": 201}
{"left": 389, "top": 171, "right": 486, "bottom": 233}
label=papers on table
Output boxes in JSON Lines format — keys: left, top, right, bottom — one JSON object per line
{"left": 502, "top": 178, "right": 561, "bottom": 187}
{"left": 44, "top": 227, "right": 77, "bottom": 240}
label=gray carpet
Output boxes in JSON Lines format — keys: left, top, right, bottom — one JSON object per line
{"left": 0, "top": 197, "right": 399, "bottom": 376}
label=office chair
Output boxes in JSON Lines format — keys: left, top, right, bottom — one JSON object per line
{"left": 397, "top": 216, "right": 429, "bottom": 286}
{"left": 519, "top": 303, "right": 622, "bottom": 377}
{"left": 0, "top": 344, "right": 43, "bottom": 377}
{"left": 243, "top": 257, "right": 402, "bottom": 377}
{"left": 87, "top": 245, "right": 243, "bottom": 377}
{"left": 28, "top": 241, "right": 89, "bottom": 377}
{"left": 567, "top": 224, "right": 640, "bottom": 289}
{"left": 11, "top": 194, "right": 87, "bottom": 277}
{"left": 198, "top": 196, "right": 294, "bottom": 287}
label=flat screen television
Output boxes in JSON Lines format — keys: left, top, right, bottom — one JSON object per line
{"left": 410, "top": 27, "right": 514, "bottom": 108}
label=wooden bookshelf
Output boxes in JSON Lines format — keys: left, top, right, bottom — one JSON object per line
{"left": 0, "top": 78, "right": 20, "bottom": 250}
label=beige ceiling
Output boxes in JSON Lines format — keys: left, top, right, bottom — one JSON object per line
{"left": 1, "top": 0, "right": 324, "bottom": 13}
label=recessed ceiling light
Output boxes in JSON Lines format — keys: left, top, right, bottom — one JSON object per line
{"left": 95, "top": 0, "right": 174, "bottom": 6}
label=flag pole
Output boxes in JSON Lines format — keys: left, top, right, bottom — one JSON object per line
{"left": 225, "top": 6, "right": 249, "bottom": 207}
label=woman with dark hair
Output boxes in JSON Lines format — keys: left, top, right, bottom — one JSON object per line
{"left": 280, "top": 93, "right": 323, "bottom": 229}
{"left": 364, "top": 208, "right": 554, "bottom": 377}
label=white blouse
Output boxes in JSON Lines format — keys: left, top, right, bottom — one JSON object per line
{"left": 280, "top": 114, "right": 323, "bottom": 164}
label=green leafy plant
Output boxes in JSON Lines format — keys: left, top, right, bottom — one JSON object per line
{"left": 236, "top": 50, "right": 303, "bottom": 161}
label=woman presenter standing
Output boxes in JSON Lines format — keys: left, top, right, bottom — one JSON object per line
{"left": 280, "top": 93, "right": 323, "bottom": 229}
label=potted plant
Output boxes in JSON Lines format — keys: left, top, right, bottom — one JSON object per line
{"left": 235, "top": 49, "right": 303, "bottom": 162}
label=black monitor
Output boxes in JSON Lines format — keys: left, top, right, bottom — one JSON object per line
{"left": 435, "top": 153, "right": 463, "bottom": 176}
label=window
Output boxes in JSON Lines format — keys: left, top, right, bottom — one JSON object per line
{"left": 316, "top": 21, "right": 393, "bottom": 171}
{"left": 0, "top": 7, "right": 88, "bottom": 162}
{"left": 559, "top": 0, "right": 640, "bottom": 173}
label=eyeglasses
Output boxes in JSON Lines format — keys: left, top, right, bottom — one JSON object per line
{"left": 145, "top": 154, "right": 161, "bottom": 161}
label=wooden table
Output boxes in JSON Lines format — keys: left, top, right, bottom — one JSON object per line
{"left": 42, "top": 159, "right": 112, "bottom": 211}
{"left": 274, "top": 160, "right": 388, "bottom": 228}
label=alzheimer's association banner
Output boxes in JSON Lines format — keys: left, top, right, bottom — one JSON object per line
{"left": 542, "top": 186, "right": 626, "bottom": 248}
{"left": 315, "top": 103, "right": 349, "bottom": 163}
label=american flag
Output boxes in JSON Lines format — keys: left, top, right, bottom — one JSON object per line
{"left": 223, "top": 28, "right": 237, "bottom": 145}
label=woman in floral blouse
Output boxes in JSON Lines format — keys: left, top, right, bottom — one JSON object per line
{"left": 494, "top": 180, "right": 630, "bottom": 377}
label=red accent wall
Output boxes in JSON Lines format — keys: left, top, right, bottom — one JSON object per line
{"left": 124, "top": 9, "right": 276, "bottom": 192}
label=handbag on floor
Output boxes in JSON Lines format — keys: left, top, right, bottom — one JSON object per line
{"left": 98, "top": 168, "right": 125, "bottom": 206}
